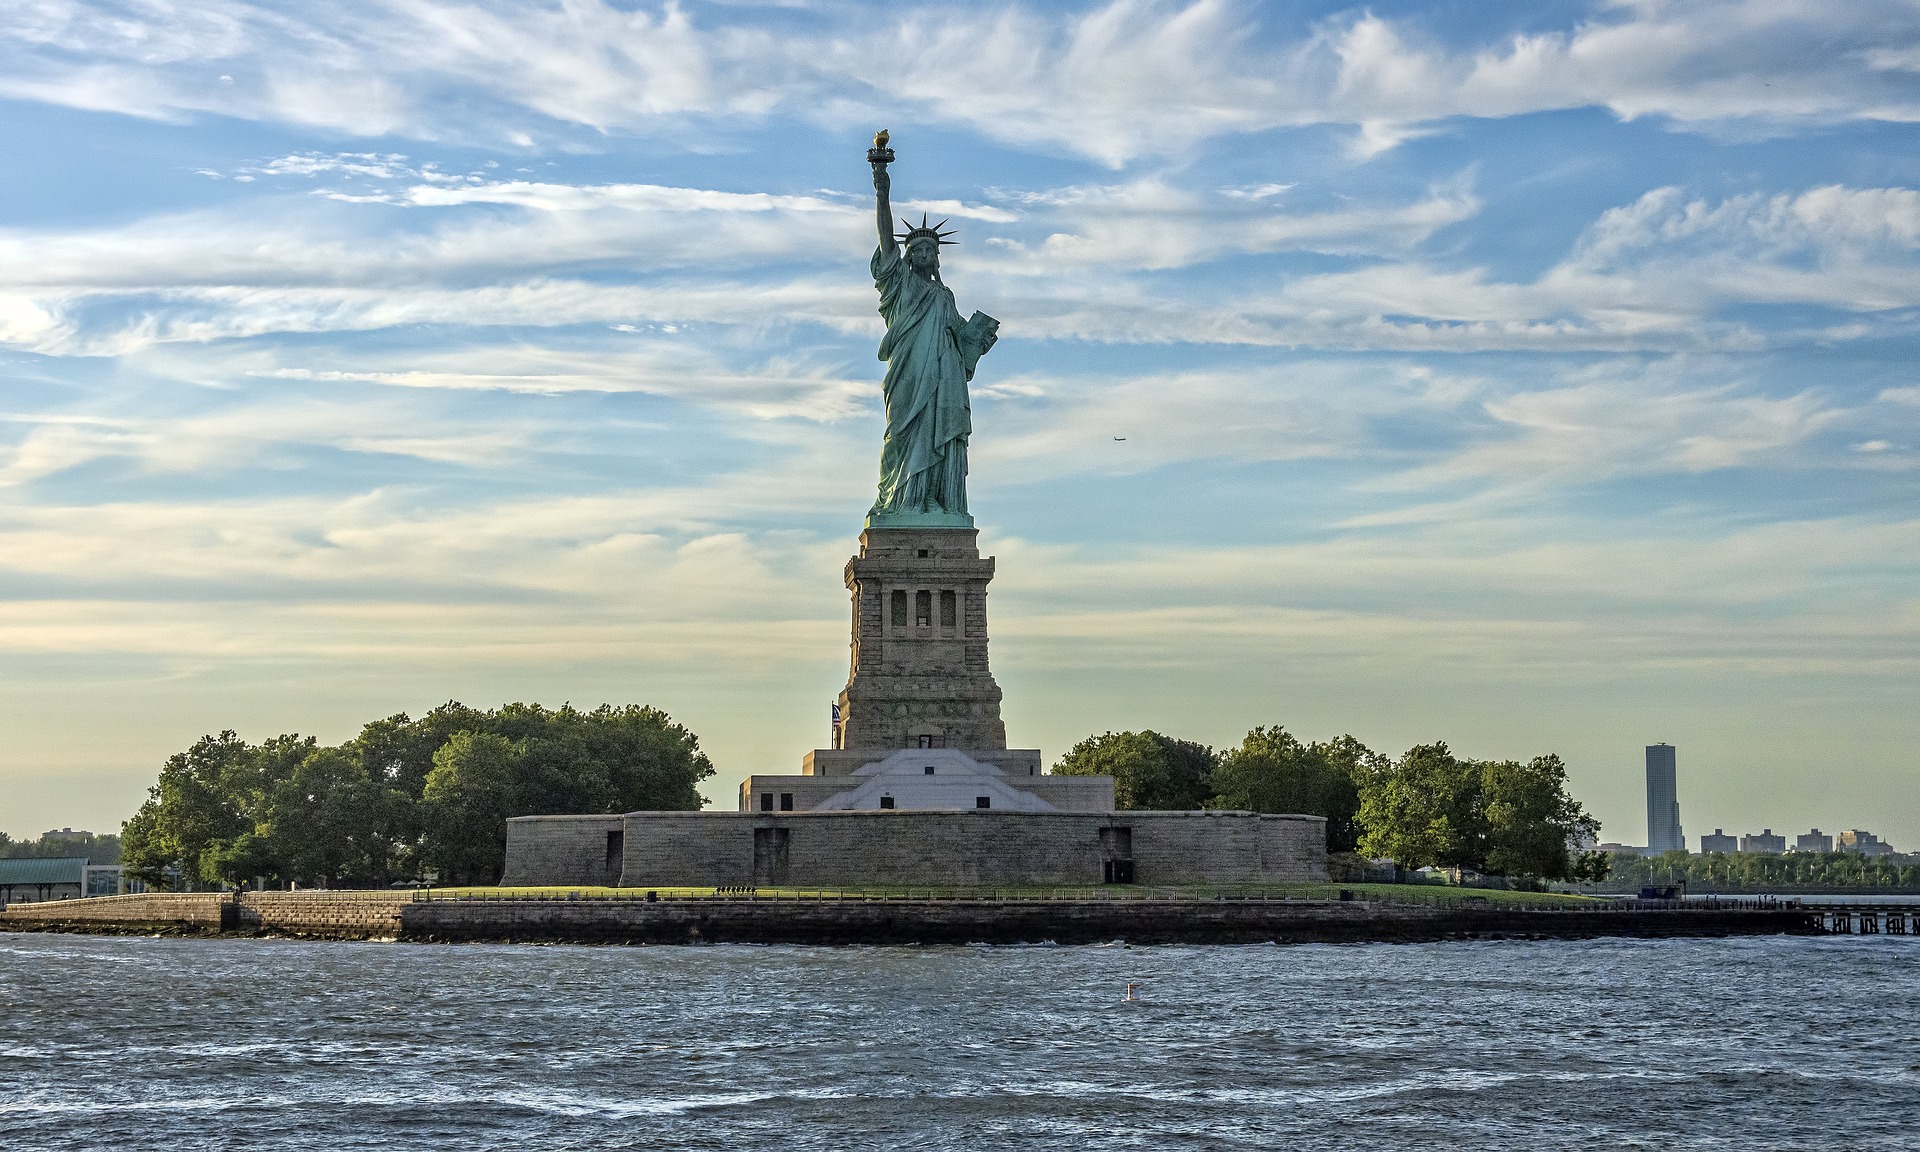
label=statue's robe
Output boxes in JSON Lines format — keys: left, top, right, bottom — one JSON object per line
{"left": 871, "top": 242, "right": 970, "bottom": 517}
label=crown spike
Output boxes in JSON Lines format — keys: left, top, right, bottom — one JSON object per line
{"left": 897, "top": 212, "right": 959, "bottom": 249}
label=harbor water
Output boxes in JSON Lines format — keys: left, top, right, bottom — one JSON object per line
{"left": 3, "top": 932, "right": 1917, "bottom": 1149}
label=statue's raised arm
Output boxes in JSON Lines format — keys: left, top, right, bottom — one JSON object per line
{"left": 869, "top": 129, "right": 895, "bottom": 251}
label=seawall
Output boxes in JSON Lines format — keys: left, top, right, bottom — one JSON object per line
{"left": 0, "top": 891, "right": 408, "bottom": 939}
{"left": 1, "top": 892, "right": 1824, "bottom": 945}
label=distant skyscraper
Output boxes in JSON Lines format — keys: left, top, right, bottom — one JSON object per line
{"left": 1645, "top": 744, "right": 1685, "bottom": 852}
{"left": 1701, "top": 829, "right": 1738, "bottom": 853}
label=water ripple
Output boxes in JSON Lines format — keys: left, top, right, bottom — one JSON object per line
{"left": 1, "top": 934, "right": 1917, "bottom": 1149}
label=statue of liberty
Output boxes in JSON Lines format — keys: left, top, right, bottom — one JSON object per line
{"left": 866, "top": 130, "right": 998, "bottom": 527}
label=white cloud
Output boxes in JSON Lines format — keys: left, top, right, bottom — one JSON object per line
{"left": 5, "top": 179, "right": 1915, "bottom": 357}
{"left": 1322, "top": 3, "right": 1920, "bottom": 146}
{"left": 0, "top": 337, "right": 892, "bottom": 498}
{"left": 2, "top": 477, "right": 1915, "bottom": 687}
{"left": 1377, "top": 368, "right": 1843, "bottom": 497}
{"left": 2, "top": 2, "right": 1916, "bottom": 161}
{"left": 3, "top": 168, "right": 1915, "bottom": 360}
{"left": 0, "top": 391, "right": 534, "bottom": 485}
{"left": 0, "top": 185, "right": 871, "bottom": 293}
{"left": 1164, "top": 184, "right": 1920, "bottom": 352}
{"left": 0, "top": 294, "right": 64, "bottom": 344}
{"left": 975, "top": 361, "right": 1460, "bottom": 480}
{"left": 981, "top": 173, "right": 1478, "bottom": 271}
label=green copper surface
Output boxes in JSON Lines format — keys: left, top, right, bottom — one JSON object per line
{"left": 864, "top": 507, "right": 977, "bottom": 530}
{"left": 866, "top": 132, "right": 996, "bottom": 526}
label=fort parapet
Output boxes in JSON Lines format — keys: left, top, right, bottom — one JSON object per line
{"left": 503, "top": 809, "right": 1327, "bottom": 889}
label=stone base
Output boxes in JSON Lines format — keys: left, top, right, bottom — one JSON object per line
{"left": 834, "top": 526, "right": 1008, "bottom": 751}
{"left": 865, "top": 509, "right": 975, "bottom": 530}
{"left": 804, "top": 747, "right": 1041, "bottom": 777}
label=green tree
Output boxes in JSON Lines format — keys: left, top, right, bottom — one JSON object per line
{"left": 1480, "top": 754, "right": 1600, "bottom": 881}
{"left": 1355, "top": 744, "right": 1600, "bottom": 881}
{"left": 200, "top": 832, "right": 279, "bottom": 889}
{"left": 420, "top": 731, "right": 525, "bottom": 885}
{"left": 1210, "top": 727, "right": 1382, "bottom": 851}
{"left": 346, "top": 701, "right": 714, "bottom": 879}
{"left": 0, "top": 830, "right": 123, "bottom": 863}
{"left": 120, "top": 731, "right": 257, "bottom": 888}
{"left": 1356, "top": 742, "right": 1486, "bottom": 870}
{"left": 262, "top": 746, "right": 388, "bottom": 887}
{"left": 1572, "top": 850, "right": 1613, "bottom": 882}
{"left": 353, "top": 702, "right": 490, "bottom": 798}
{"left": 198, "top": 733, "right": 316, "bottom": 888}
{"left": 119, "top": 701, "right": 716, "bottom": 888}
{"left": 1051, "top": 730, "right": 1216, "bottom": 810}
{"left": 1603, "top": 849, "right": 1920, "bottom": 894}
{"left": 589, "top": 703, "right": 716, "bottom": 810}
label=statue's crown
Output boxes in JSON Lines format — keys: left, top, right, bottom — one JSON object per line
{"left": 897, "top": 213, "right": 957, "bottom": 247}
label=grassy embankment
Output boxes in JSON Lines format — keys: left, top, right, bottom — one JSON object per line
{"left": 423, "top": 882, "right": 1603, "bottom": 907}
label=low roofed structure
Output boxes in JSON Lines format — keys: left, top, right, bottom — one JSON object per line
{"left": 0, "top": 857, "right": 87, "bottom": 903}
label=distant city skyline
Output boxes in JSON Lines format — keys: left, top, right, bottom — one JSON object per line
{"left": 1622, "top": 824, "right": 1899, "bottom": 856}
{"left": 1626, "top": 741, "right": 1903, "bottom": 855}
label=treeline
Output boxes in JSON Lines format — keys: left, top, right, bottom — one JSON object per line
{"left": 1052, "top": 726, "right": 1607, "bottom": 882}
{"left": 1611, "top": 850, "right": 1920, "bottom": 892}
{"left": 0, "top": 830, "right": 122, "bottom": 863}
{"left": 122, "top": 702, "right": 712, "bottom": 890}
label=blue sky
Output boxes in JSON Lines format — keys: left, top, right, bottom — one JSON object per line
{"left": 2, "top": 0, "right": 1917, "bottom": 849}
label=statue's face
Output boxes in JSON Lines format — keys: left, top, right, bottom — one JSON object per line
{"left": 907, "top": 239, "right": 939, "bottom": 273}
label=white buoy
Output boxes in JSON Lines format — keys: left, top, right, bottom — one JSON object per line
{"left": 1124, "top": 982, "right": 1139, "bottom": 1001}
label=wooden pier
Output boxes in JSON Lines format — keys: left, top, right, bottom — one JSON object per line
{"left": 1812, "top": 903, "right": 1920, "bottom": 935}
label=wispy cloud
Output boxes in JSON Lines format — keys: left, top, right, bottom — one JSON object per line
{"left": 6, "top": 173, "right": 1916, "bottom": 358}
{"left": 3, "top": 1, "right": 1915, "bottom": 161}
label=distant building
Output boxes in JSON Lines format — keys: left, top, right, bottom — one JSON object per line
{"left": 1794, "top": 829, "right": 1833, "bottom": 854}
{"left": 0, "top": 857, "right": 87, "bottom": 903}
{"left": 1700, "top": 829, "right": 1738, "bottom": 853}
{"left": 84, "top": 865, "right": 126, "bottom": 897}
{"left": 1596, "top": 842, "right": 1651, "bottom": 856}
{"left": 1837, "top": 830, "right": 1894, "bottom": 857}
{"left": 1739, "top": 829, "right": 1786, "bottom": 855}
{"left": 1645, "top": 744, "right": 1685, "bottom": 853}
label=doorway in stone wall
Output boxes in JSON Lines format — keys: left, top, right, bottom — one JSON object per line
{"left": 1100, "top": 826, "right": 1134, "bottom": 884}
{"left": 604, "top": 830, "right": 624, "bottom": 882}
{"left": 753, "top": 827, "right": 790, "bottom": 885}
